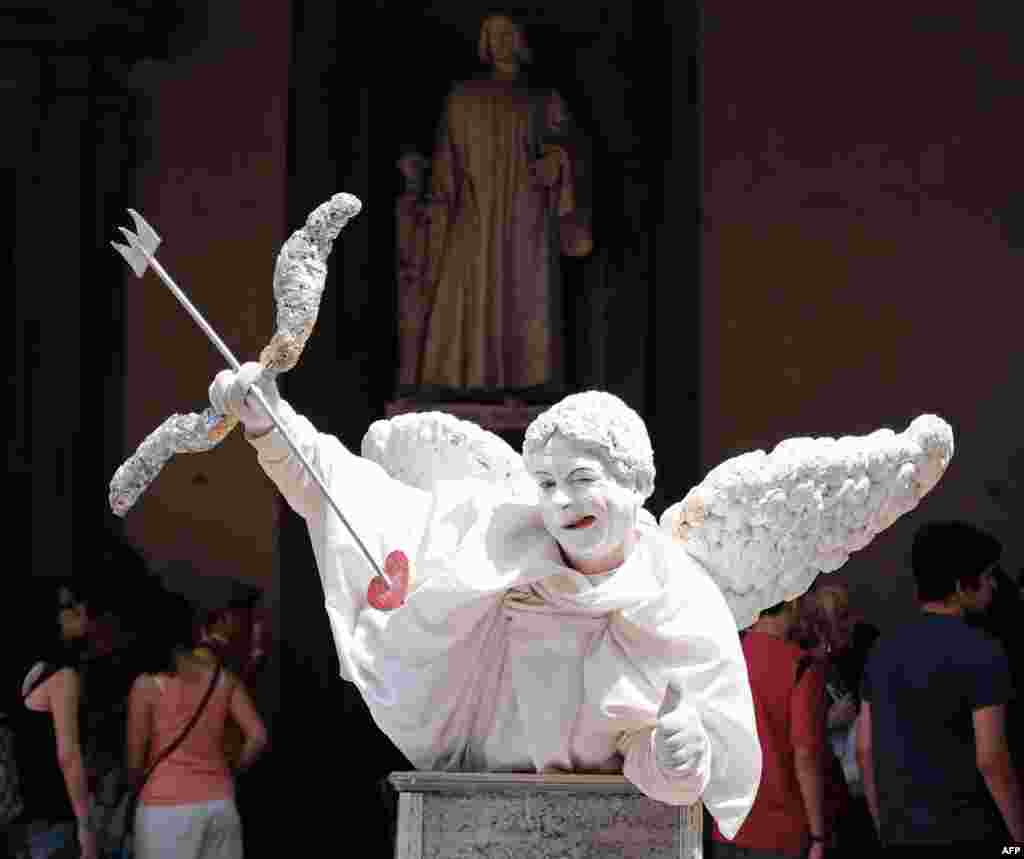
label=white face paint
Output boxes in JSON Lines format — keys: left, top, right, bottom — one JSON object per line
{"left": 525, "top": 433, "right": 642, "bottom": 575}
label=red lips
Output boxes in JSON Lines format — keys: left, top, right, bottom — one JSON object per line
{"left": 367, "top": 550, "right": 410, "bottom": 611}
{"left": 565, "top": 515, "right": 597, "bottom": 529}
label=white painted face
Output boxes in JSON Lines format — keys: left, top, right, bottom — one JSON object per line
{"left": 525, "top": 433, "right": 642, "bottom": 575}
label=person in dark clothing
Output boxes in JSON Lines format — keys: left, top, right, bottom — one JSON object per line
{"left": 51, "top": 569, "right": 151, "bottom": 858}
{"left": 831, "top": 617, "right": 879, "bottom": 713}
{"left": 9, "top": 585, "right": 97, "bottom": 858}
{"left": 857, "top": 520, "right": 1023, "bottom": 854}
{"left": 965, "top": 563, "right": 1024, "bottom": 777}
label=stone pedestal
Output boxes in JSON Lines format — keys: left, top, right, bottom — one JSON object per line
{"left": 389, "top": 772, "right": 702, "bottom": 859}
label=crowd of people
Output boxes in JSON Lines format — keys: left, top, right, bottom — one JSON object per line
{"left": 3, "top": 519, "right": 1021, "bottom": 858}
{"left": 710, "top": 519, "right": 1022, "bottom": 857}
{"left": 2, "top": 542, "right": 269, "bottom": 859}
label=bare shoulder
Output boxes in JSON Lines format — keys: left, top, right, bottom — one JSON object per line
{"left": 24, "top": 665, "right": 78, "bottom": 711}
{"left": 52, "top": 666, "right": 79, "bottom": 690}
{"left": 130, "top": 673, "right": 159, "bottom": 696}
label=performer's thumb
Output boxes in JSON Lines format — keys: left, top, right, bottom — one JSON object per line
{"left": 209, "top": 369, "right": 238, "bottom": 415}
{"left": 235, "top": 361, "right": 266, "bottom": 404}
{"left": 658, "top": 679, "right": 683, "bottom": 718}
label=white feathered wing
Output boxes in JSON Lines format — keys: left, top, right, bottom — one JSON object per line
{"left": 360, "top": 411, "right": 537, "bottom": 499}
{"left": 660, "top": 415, "right": 954, "bottom": 629}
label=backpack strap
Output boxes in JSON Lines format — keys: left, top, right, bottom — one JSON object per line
{"left": 143, "top": 661, "right": 222, "bottom": 781}
{"left": 121, "top": 660, "right": 223, "bottom": 853}
{"left": 795, "top": 652, "right": 814, "bottom": 686}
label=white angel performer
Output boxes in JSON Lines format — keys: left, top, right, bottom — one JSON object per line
{"left": 111, "top": 192, "right": 952, "bottom": 841}
{"left": 208, "top": 362, "right": 954, "bottom": 841}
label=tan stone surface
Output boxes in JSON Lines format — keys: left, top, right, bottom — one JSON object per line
{"left": 391, "top": 773, "right": 702, "bottom": 859}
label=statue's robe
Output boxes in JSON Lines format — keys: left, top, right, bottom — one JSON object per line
{"left": 419, "top": 78, "right": 582, "bottom": 390}
{"left": 395, "top": 188, "right": 432, "bottom": 387}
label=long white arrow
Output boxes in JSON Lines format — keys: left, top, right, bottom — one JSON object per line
{"left": 112, "top": 210, "right": 392, "bottom": 589}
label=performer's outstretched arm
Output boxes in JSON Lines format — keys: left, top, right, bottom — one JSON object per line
{"left": 210, "top": 362, "right": 431, "bottom": 527}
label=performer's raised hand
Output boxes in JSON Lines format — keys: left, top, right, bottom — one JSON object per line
{"left": 654, "top": 680, "right": 711, "bottom": 788}
{"left": 209, "top": 361, "right": 279, "bottom": 437}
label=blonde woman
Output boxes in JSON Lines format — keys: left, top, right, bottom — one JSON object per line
{"left": 800, "top": 582, "right": 881, "bottom": 855}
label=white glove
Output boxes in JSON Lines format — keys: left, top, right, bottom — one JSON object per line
{"left": 209, "top": 361, "right": 279, "bottom": 436}
{"left": 654, "top": 680, "right": 711, "bottom": 786}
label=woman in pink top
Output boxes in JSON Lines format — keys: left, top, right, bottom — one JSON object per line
{"left": 126, "top": 593, "right": 267, "bottom": 859}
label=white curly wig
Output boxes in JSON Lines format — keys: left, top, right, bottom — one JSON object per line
{"left": 523, "top": 390, "right": 656, "bottom": 501}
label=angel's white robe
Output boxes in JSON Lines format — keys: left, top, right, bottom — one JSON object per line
{"left": 250, "top": 402, "right": 762, "bottom": 838}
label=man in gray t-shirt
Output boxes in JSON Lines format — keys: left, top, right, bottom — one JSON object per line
{"left": 857, "top": 520, "right": 1023, "bottom": 850}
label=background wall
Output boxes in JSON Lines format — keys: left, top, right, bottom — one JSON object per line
{"left": 121, "top": 0, "right": 289, "bottom": 591}
{"left": 6, "top": 5, "right": 289, "bottom": 849}
{"left": 701, "top": 2, "right": 1023, "bottom": 623}
{"left": 8, "top": 1, "right": 1020, "bottom": 855}
{"left": 6, "top": 0, "right": 286, "bottom": 590}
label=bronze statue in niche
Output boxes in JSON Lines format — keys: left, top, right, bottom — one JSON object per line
{"left": 395, "top": 14, "right": 592, "bottom": 394}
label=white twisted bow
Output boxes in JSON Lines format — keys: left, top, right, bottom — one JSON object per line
{"left": 108, "top": 193, "right": 361, "bottom": 511}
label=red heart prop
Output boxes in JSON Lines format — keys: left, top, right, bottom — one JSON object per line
{"left": 367, "top": 550, "right": 410, "bottom": 611}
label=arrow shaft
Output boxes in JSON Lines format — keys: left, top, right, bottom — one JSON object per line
{"left": 146, "top": 253, "right": 242, "bottom": 373}
{"left": 245, "top": 388, "right": 388, "bottom": 587}
{"left": 135, "top": 244, "right": 391, "bottom": 588}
